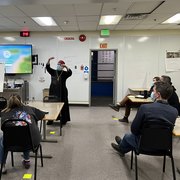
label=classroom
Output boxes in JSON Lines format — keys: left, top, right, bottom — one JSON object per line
{"left": 0, "top": 0, "right": 180, "bottom": 179}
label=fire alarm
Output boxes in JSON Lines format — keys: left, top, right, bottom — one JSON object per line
{"left": 20, "top": 31, "right": 30, "bottom": 37}
{"left": 79, "top": 34, "right": 86, "bottom": 42}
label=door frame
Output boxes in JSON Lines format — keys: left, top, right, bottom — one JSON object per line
{"left": 89, "top": 49, "right": 118, "bottom": 106}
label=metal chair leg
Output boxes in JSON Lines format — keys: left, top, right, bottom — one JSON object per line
{"left": 170, "top": 156, "right": 176, "bottom": 180}
{"left": 131, "top": 151, "right": 133, "bottom": 169}
{"left": 135, "top": 154, "right": 138, "bottom": 180}
{"left": 163, "top": 155, "right": 166, "bottom": 172}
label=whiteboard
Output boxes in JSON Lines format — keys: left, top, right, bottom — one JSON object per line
{"left": 0, "top": 63, "right": 5, "bottom": 92}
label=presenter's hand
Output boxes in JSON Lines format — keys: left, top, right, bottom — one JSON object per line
{"left": 48, "top": 57, "right": 55, "bottom": 61}
{"left": 47, "top": 57, "right": 55, "bottom": 64}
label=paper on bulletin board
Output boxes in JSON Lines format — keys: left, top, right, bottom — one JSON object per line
{"left": 165, "top": 51, "right": 180, "bottom": 72}
{"left": 0, "top": 63, "right": 5, "bottom": 92}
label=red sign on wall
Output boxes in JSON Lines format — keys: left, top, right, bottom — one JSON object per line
{"left": 64, "top": 37, "right": 75, "bottom": 40}
{"left": 100, "top": 43, "right": 107, "bottom": 48}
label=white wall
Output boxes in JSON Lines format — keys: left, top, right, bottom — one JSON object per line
{"left": 1, "top": 30, "right": 180, "bottom": 104}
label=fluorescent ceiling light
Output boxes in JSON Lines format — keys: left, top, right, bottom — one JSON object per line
{"left": 32, "top": 17, "right": 57, "bottom": 26}
{"left": 99, "top": 15, "right": 122, "bottom": 25}
{"left": 162, "top": 13, "right": 180, "bottom": 24}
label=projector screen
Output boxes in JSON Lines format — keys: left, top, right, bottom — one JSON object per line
{"left": 0, "top": 44, "right": 33, "bottom": 75}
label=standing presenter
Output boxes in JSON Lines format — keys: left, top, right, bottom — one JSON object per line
{"left": 46, "top": 57, "right": 72, "bottom": 125}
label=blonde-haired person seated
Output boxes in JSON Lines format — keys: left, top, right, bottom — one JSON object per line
{"left": 0, "top": 94, "right": 46, "bottom": 174}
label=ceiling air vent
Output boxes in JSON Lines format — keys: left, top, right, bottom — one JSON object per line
{"left": 124, "top": 13, "right": 149, "bottom": 20}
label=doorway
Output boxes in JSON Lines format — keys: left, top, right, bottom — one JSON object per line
{"left": 90, "top": 50, "right": 116, "bottom": 106}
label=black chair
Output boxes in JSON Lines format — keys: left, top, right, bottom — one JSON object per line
{"left": 130, "top": 120, "right": 176, "bottom": 180}
{"left": 0, "top": 119, "right": 43, "bottom": 180}
{"left": 43, "top": 95, "right": 60, "bottom": 102}
{"left": 0, "top": 97, "right": 7, "bottom": 112}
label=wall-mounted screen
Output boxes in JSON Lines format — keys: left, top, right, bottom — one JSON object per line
{"left": 0, "top": 44, "right": 32, "bottom": 75}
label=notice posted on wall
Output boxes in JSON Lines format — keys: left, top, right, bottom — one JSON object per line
{"left": 165, "top": 51, "right": 180, "bottom": 72}
{"left": 0, "top": 63, "right": 5, "bottom": 92}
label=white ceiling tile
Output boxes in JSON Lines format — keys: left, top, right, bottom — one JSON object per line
{"left": 101, "top": 2, "right": 133, "bottom": 15}
{"left": 45, "top": 5, "right": 75, "bottom": 16}
{"left": 0, "top": 6, "right": 26, "bottom": 17}
{"left": 53, "top": 16, "right": 77, "bottom": 26}
{"left": 9, "top": 17, "right": 40, "bottom": 26}
{"left": 0, "top": 17, "right": 19, "bottom": 26}
{"left": 74, "top": 4, "right": 102, "bottom": 16}
{"left": 127, "top": 1, "right": 164, "bottom": 14}
{"left": 0, "top": 0, "right": 179, "bottom": 32}
{"left": 77, "top": 16, "right": 99, "bottom": 22}
{"left": 17, "top": 5, "right": 50, "bottom": 17}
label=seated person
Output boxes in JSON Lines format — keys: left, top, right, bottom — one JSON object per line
{"left": 111, "top": 81, "right": 178, "bottom": 156}
{"left": 0, "top": 94, "right": 46, "bottom": 174}
{"left": 160, "top": 75, "right": 180, "bottom": 115}
{"left": 109, "top": 76, "right": 160, "bottom": 123}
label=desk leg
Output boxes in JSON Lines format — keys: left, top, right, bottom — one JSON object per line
{"left": 60, "top": 121, "right": 62, "bottom": 136}
{"left": 41, "top": 121, "right": 58, "bottom": 143}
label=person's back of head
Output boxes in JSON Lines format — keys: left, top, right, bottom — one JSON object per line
{"left": 154, "top": 81, "right": 173, "bottom": 100}
{"left": 153, "top": 76, "right": 160, "bottom": 82}
{"left": 2, "top": 94, "right": 23, "bottom": 112}
{"left": 160, "top": 75, "right": 172, "bottom": 85}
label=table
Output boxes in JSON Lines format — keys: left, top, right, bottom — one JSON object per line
{"left": 173, "top": 117, "right": 180, "bottom": 136}
{"left": 173, "top": 117, "right": 180, "bottom": 175}
{"left": 128, "top": 95, "right": 153, "bottom": 104}
{"left": 129, "top": 88, "right": 149, "bottom": 95}
{"left": 27, "top": 101, "right": 64, "bottom": 143}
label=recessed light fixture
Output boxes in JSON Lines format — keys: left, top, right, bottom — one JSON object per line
{"left": 32, "top": 17, "right": 57, "bottom": 26}
{"left": 99, "top": 15, "right": 122, "bottom": 25}
{"left": 162, "top": 13, "right": 180, "bottom": 24}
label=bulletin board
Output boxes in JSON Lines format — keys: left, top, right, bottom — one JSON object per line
{"left": 0, "top": 63, "right": 5, "bottom": 92}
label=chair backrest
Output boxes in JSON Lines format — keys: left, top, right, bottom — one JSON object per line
{"left": 1, "top": 119, "right": 36, "bottom": 152}
{"left": 0, "top": 97, "right": 7, "bottom": 111}
{"left": 138, "top": 119, "right": 174, "bottom": 155}
{"left": 43, "top": 95, "right": 60, "bottom": 102}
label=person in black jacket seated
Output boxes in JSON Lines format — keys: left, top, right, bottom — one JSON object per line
{"left": 46, "top": 57, "right": 72, "bottom": 125}
{"left": 0, "top": 94, "right": 46, "bottom": 174}
{"left": 160, "top": 75, "right": 180, "bottom": 115}
{"left": 111, "top": 81, "right": 178, "bottom": 157}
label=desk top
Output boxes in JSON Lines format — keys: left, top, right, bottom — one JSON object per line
{"left": 173, "top": 117, "right": 180, "bottom": 136}
{"left": 129, "top": 88, "right": 149, "bottom": 92}
{"left": 27, "top": 101, "right": 64, "bottom": 120}
{"left": 128, "top": 95, "right": 153, "bottom": 103}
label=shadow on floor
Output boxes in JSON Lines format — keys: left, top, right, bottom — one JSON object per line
{"left": 91, "top": 96, "right": 113, "bottom": 106}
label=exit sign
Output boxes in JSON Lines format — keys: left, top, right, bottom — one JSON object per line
{"left": 20, "top": 31, "right": 30, "bottom": 37}
{"left": 100, "top": 43, "right": 107, "bottom": 48}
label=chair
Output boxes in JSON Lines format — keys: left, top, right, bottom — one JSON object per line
{"left": 0, "top": 119, "right": 43, "bottom": 180}
{"left": 130, "top": 119, "right": 176, "bottom": 180}
{"left": 0, "top": 97, "right": 7, "bottom": 112}
{"left": 43, "top": 95, "right": 60, "bottom": 102}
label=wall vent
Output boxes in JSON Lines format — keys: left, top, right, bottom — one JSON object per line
{"left": 124, "top": 13, "right": 149, "bottom": 20}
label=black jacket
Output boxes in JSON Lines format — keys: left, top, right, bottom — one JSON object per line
{"left": 131, "top": 100, "right": 178, "bottom": 136}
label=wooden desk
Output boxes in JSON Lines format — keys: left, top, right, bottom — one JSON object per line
{"left": 27, "top": 101, "right": 64, "bottom": 143}
{"left": 128, "top": 95, "right": 153, "bottom": 104}
{"left": 173, "top": 117, "right": 180, "bottom": 136}
{"left": 129, "top": 88, "right": 149, "bottom": 95}
{"left": 173, "top": 117, "right": 180, "bottom": 175}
